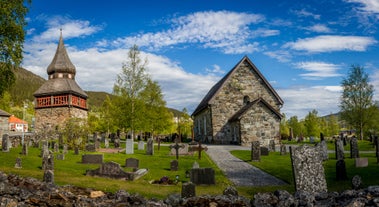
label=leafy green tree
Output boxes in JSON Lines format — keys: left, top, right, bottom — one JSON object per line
{"left": 178, "top": 108, "right": 193, "bottom": 139}
{"left": 280, "top": 114, "right": 289, "bottom": 139}
{"left": 287, "top": 115, "right": 303, "bottom": 139}
{"left": 0, "top": 91, "right": 11, "bottom": 112}
{"left": 0, "top": 0, "right": 31, "bottom": 97}
{"left": 113, "top": 45, "right": 149, "bottom": 139}
{"left": 303, "top": 109, "right": 320, "bottom": 137}
{"left": 60, "top": 117, "right": 89, "bottom": 149}
{"left": 340, "top": 65, "right": 375, "bottom": 140}
{"left": 139, "top": 79, "right": 173, "bottom": 137}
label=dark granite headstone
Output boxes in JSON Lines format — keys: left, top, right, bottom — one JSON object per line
{"left": 43, "top": 170, "right": 54, "bottom": 184}
{"left": 251, "top": 141, "right": 260, "bottom": 161}
{"left": 290, "top": 145, "right": 327, "bottom": 193}
{"left": 350, "top": 137, "right": 359, "bottom": 159}
{"left": 190, "top": 168, "right": 215, "bottom": 185}
{"left": 170, "top": 160, "right": 178, "bottom": 171}
{"left": 2, "top": 133, "right": 9, "bottom": 152}
{"left": 146, "top": 138, "right": 154, "bottom": 155}
{"left": 181, "top": 182, "right": 196, "bottom": 198}
{"left": 352, "top": 175, "right": 362, "bottom": 190}
{"left": 74, "top": 147, "right": 79, "bottom": 155}
{"left": 85, "top": 144, "right": 96, "bottom": 152}
{"left": 335, "top": 139, "right": 344, "bottom": 160}
{"left": 336, "top": 159, "right": 347, "bottom": 181}
{"left": 82, "top": 154, "right": 103, "bottom": 164}
{"left": 125, "top": 158, "right": 139, "bottom": 170}
{"left": 86, "top": 161, "right": 148, "bottom": 180}
{"left": 260, "top": 147, "right": 269, "bottom": 156}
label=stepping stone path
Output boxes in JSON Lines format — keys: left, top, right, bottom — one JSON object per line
{"left": 206, "top": 145, "right": 286, "bottom": 186}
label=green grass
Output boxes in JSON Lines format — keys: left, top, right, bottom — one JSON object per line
{"left": 0, "top": 144, "right": 232, "bottom": 199}
{"left": 231, "top": 148, "right": 379, "bottom": 193}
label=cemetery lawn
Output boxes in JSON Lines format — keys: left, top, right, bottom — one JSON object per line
{"left": 231, "top": 149, "right": 379, "bottom": 193}
{"left": 0, "top": 145, "right": 232, "bottom": 199}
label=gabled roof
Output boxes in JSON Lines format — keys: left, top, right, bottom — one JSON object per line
{"left": 229, "top": 98, "right": 283, "bottom": 122}
{"left": 33, "top": 78, "right": 88, "bottom": 98}
{"left": 9, "top": 115, "right": 27, "bottom": 124}
{"left": 47, "top": 31, "right": 76, "bottom": 76}
{"left": 0, "top": 109, "right": 11, "bottom": 117}
{"left": 191, "top": 56, "right": 283, "bottom": 116}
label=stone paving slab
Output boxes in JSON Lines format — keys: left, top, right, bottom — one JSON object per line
{"left": 206, "top": 145, "right": 287, "bottom": 186}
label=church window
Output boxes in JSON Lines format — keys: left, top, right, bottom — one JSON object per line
{"left": 203, "top": 116, "right": 207, "bottom": 135}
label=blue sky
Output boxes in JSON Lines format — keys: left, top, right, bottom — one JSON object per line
{"left": 22, "top": 0, "right": 379, "bottom": 119}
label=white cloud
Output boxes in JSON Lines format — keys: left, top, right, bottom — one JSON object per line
{"left": 264, "top": 50, "right": 291, "bottom": 62}
{"left": 305, "top": 24, "right": 332, "bottom": 33}
{"left": 294, "top": 61, "right": 342, "bottom": 80}
{"left": 32, "top": 16, "right": 103, "bottom": 42}
{"left": 346, "top": 0, "right": 379, "bottom": 15}
{"left": 114, "top": 11, "right": 269, "bottom": 54}
{"left": 284, "top": 35, "right": 377, "bottom": 53}
{"left": 278, "top": 85, "right": 342, "bottom": 119}
{"left": 293, "top": 9, "right": 321, "bottom": 20}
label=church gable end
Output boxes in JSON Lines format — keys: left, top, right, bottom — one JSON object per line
{"left": 192, "top": 56, "right": 283, "bottom": 145}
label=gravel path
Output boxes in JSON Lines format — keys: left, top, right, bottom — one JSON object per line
{"left": 206, "top": 145, "right": 287, "bottom": 187}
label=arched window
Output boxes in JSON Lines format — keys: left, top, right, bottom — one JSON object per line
{"left": 243, "top": 95, "right": 250, "bottom": 105}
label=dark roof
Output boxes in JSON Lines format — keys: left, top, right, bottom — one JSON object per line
{"left": 0, "top": 109, "right": 11, "bottom": 117}
{"left": 47, "top": 32, "right": 76, "bottom": 76}
{"left": 33, "top": 78, "right": 87, "bottom": 98}
{"left": 229, "top": 98, "right": 283, "bottom": 122}
{"left": 191, "top": 56, "right": 283, "bottom": 116}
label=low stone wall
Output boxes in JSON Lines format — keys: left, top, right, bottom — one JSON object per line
{"left": 1, "top": 171, "right": 379, "bottom": 206}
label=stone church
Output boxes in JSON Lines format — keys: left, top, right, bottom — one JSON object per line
{"left": 33, "top": 32, "right": 88, "bottom": 132}
{"left": 192, "top": 56, "right": 283, "bottom": 146}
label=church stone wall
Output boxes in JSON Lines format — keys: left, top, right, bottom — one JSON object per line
{"left": 209, "top": 61, "right": 281, "bottom": 145}
{"left": 239, "top": 103, "right": 281, "bottom": 146}
{"left": 35, "top": 107, "right": 87, "bottom": 132}
{"left": 193, "top": 109, "right": 213, "bottom": 143}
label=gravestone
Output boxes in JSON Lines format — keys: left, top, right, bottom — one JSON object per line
{"left": 189, "top": 141, "right": 207, "bottom": 160}
{"left": 269, "top": 140, "right": 275, "bottom": 152}
{"left": 352, "top": 175, "right": 362, "bottom": 190}
{"left": 170, "top": 141, "right": 185, "bottom": 159}
{"left": 170, "top": 160, "right": 179, "bottom": 171}
{"left": 42, "top": 154, "right": 54, "bottom": 171}
{"left": 290, "top": 145, "right": 327, "bottom": 193}
{"left": 2, "top": 133, "right": 9, "bottom": 152}
{"left": 95, "top": 138, "right": 100, "bottom": 149}
{"left": 316, "top": 140, "right": 328, "bottom": 161}
{"left": 125, "top": 158, "right": 139, "bottom": 170}
{"left": 63, "top": 145, "right": 68, "bottom": 154}
{"left": 41, "top": 144, "right": 50, "bottom": 158}
{"left": 138, "top": 141, "right": 144, "bottom": 150}
{"left": 54, "top": 142, "right": 59, "bottom": 152}
{"left": 336, "top": 159, "right": 347, "bottom": 181}
{"left": 56, "top": 154, "right": 65, "bottom": 160}
{"left": 85, "top": 144, "right": 96, "bottom": 152}
{"left": 320, "top": 132, "right": 324, "bottom": 141}
{"left": 335, "top": 139, "right": 344, "bottom": 160}
{"left": 181, "top": 182, "right": 196, "bottom": 198}
{"left": 376, "top": 137, "right": 379, "bottom": 164}
{"left": 260, "top": 147, "right": 269, "bottom": 156}
{"left": 309, "top": 136, "right": 315, "bottom": 144}
{"left": 43, "top": 170, "right": 54, "bottom": 184}
{"left": 74, "top": 147, "right": 79, "bottom": 155}
{"left": 86, "top": 161, "right": 148, "bottom": 180}
{"left": 251, "top": 141, "right": 260, "bottom": 161}
{"left": 192, "top": 161, "right": 199, "bottom": 169}
{"left": 126, "top": 139, "right": 134, "bottom": 154}
{"left": 114, "top": 138, "right": 120, "bottom": 148}
{"left": 146, "top": 138, "right": 154, "bottom": 155}
{"left": 280, "top": 144, "right": 286, "bottom": 155}
{"left": 190, "top": 168, "right": 215, "bottom": 185}
{"left": 15, "top": 157, "right": 22, "bottom": 168}
{"left": 104, "top": 138, "right": 109, "bottom": 148}
{"left": 157, "top": 138, "right": 161, "bottom": 151}
{"left": 22, "top": 143, "right": 28, "bottom": 156}
{"left": 355, "top": 158, "right": 368, "bottom": 167}
{"left": 350, "top": 137, "right": 359, "bottom": 159}
{"left": 82, "top": 154, "right": 103, "bottom": 164}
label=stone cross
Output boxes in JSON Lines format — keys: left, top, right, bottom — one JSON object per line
{"left": 169, "top": 139, "right": 185, "bottom": 160}
{"left": 190, "top": 141, "right": 208, "bottom": 160}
